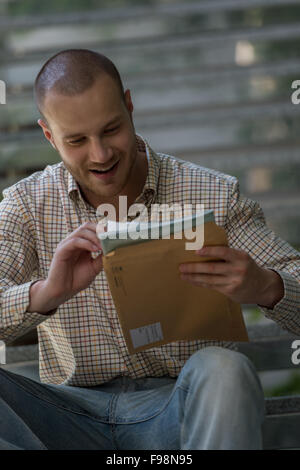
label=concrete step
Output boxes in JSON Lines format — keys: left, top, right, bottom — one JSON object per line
{"left": 1, "top": 360, "right": 40, "bottom": 382}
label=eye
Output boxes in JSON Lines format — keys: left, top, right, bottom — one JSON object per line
{"left": 104, "top": 125, "right": 119, "bottom": 134}
{"left": 68, "top": 137, "right": 86, "bottom": 145}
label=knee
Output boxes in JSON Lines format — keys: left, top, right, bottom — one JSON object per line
{"left": 183, "top": 346, "right": 254, "bottom": 374}
{"left": 179, "top": 346, "right": 263, "bottom": 399}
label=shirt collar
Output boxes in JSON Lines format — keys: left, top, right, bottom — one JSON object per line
{"left": 66, "top": 133, "right": 160, "bottom": 204}
{"left": 135, "top": 133, "right": 160, "bottom": 204}
{"left": 67, "top": 168, "right": 79, "bottom": 196}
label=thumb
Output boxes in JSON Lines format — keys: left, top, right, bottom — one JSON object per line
{"left": 92, "top": 252, "right": 103, "bottom": 274}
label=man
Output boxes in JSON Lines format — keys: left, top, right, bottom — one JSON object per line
{"left": 0, "top": 49, "right": 299, "bottom": 450}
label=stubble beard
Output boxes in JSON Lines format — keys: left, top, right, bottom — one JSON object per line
{"left": 66, "top": 145, "right": 138, "bottom": 205}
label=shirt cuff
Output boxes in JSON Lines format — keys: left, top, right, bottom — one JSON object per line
{"left": 259, "top": 269, "right": 300, "bottom": 320}
{"left": 1, "top": 280, "right": 55, "bottom": 330}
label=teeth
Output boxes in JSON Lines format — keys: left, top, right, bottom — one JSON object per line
{"left": 91, "top": 163, "right": 116, "bottom": 173}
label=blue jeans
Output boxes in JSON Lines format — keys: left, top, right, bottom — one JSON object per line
{"left": 0, "top": 346, "right": 265, "bottom": 450}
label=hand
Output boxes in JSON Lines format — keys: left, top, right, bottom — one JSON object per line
{"left": 179, "top": 245, "right": 284, "bottom": 308}
{"left": 28, "top": 222, "right": 103, "bottom": 313}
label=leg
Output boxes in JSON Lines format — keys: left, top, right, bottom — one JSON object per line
{"left": 0, "top": 367, "right": 115, "bottom": 450}
{"left": 177, "top": 346, "right": 265, "bottom": 449}
{"left": 114, "top": 347, "right": 265, "bottom": 450}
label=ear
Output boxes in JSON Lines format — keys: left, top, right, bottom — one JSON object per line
{"left": 37, "top": 119, "right": 57, "bottom": 150}
{"left": 124, "top": 89, "right": 134, "bottom": 114}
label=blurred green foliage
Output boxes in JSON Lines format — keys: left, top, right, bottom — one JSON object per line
{"left": 6, "top": 0, "right": 157, "bottom": 15}
{"left": 264, "top": 372, "right": 300, "bottom": 397}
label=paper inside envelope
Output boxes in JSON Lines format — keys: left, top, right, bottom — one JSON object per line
{"left": 97, "top": 210, "right": 214, "bottom": 255}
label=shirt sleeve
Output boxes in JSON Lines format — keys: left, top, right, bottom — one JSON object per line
{"left": 0, "top": 190, "right": 51, "bottom": 344}
{"left": 225, "top": 179, "right": 300, "bottom": 335}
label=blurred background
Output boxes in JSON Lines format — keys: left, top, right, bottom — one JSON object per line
{"left": 0, "top": 0, "right": 300, "bottom": 397}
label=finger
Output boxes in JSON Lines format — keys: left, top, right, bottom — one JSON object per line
{"left": 76, "top": 223, "right": 99, "bottom": 237}
{"left": 61, "top": 237, "right": 102, "bottom": 254}
{"left": 179, "top": 261, "right": 228, "bottom": 275}
{"left": 70, "top": 228, "right": 102, "bottom": 250}
{"left": 180, "top": 272, "right": 228, "bottom": 287}
{"left": 93, "top": 252, "right": 103, "bottom": 271}
{"left": 73, "top": 222, "right": 99, "bottom": 239}
{"left": 195, "top": 246, "right": 235, "bottom": 261}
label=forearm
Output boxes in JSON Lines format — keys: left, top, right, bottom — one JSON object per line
{"left": 259, "top": 268, "right": 300, "bottom": 336}
{"left": 0, "top": 280, "right": 51, "bottom": 344}
{"left": 257, "top": 268, "right": 285, "bottom": 309}
{"left": 27, "top": 280, "right": 66, "bottom": 315}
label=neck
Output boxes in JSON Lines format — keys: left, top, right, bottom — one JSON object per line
{"left": 113, "top": 150, "right": 148, "bottom": 220}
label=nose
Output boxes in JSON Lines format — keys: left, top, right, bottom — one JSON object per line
{"left": 89, "top": 137, "right": 113, "bottom": 164}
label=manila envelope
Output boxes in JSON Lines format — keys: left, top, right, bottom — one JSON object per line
{"left": 102, "top": 220, "right": 249, "bottom": 354}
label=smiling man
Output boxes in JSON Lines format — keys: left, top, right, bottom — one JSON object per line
{"left": 36, "top": 53, "right": 147, "bottom": 210}
{"left": 0, "top": 49, "right": 299, "bottom": 451}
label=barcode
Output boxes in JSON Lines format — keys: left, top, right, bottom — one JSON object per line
{"left": 130, "top": 322, "right": 163, "bottom": 349}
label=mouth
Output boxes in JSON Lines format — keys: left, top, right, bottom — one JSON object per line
{"left": 89, "top": 161, "right": 119, "bottom": 179}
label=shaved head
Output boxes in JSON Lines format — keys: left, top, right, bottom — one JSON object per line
{"left": 34, "top": 49, "right": 125, "bottom": 119}
{"left": 34, "top": 48, "right": 148, "bottom": 211}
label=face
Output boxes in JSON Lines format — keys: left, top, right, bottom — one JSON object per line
{"left": 39, "top": 75, "right": 146, "bottom": 209}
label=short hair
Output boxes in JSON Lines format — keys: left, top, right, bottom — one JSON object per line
{"left": 34, "top": 49, "right": 125, "bottom": 118}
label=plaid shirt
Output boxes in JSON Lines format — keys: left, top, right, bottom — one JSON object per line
{"left": 0, "top": 134, "right": 299, "bottom": 386}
